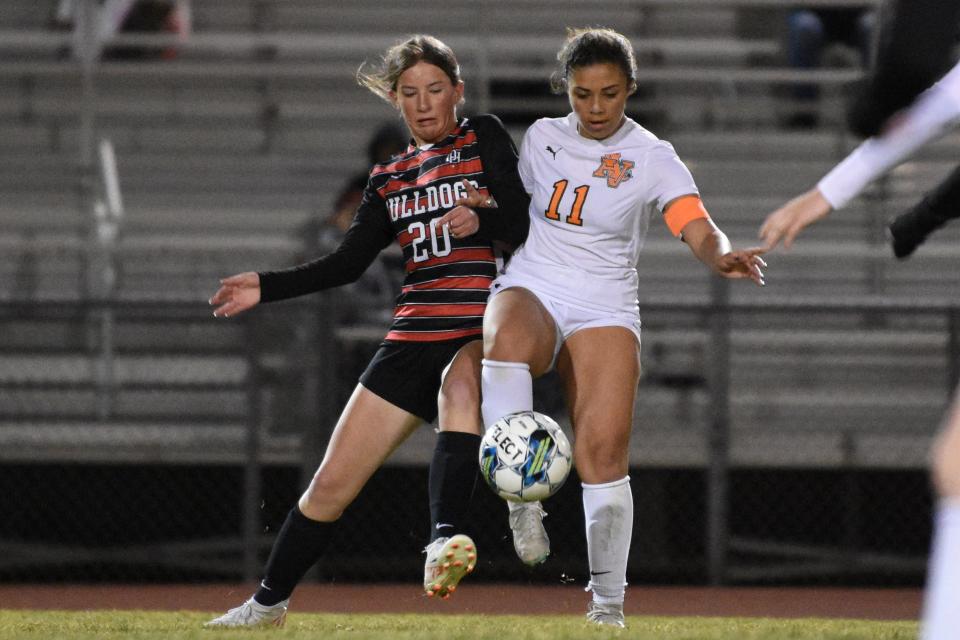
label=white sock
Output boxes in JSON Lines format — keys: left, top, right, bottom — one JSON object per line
{"left": 480, "top": 359, "right": 532, "bottom": 428}
{"left": 922, "top": 498, "right": 960, "bottom": 640}
{"left": 582, "top": 476, "right": 632, "bottom": 605}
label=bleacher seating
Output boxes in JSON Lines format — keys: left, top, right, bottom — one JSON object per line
{"left": 0, "top": 0, "right": 955, "bottom": 470}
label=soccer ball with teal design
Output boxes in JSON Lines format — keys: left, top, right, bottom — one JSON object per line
{"left": 479, "top": 411, "right": 572, "bottom": 502}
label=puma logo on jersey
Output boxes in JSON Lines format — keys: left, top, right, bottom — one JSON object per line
{"left": 592, "top": 153, "right": 634, "bottom": 188}
{"left": 546, "top": 145, "right": 562, "bottom": 159}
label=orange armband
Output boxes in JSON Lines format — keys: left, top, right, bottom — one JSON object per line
{"left": 663, "top": 195, "right": 710, "bottom": 237}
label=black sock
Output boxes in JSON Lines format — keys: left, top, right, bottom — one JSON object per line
{"left": 254, "top": 506, "right": 334, "bottom": 606}
{"left": 428, "top": 431, "right": 481, "bottom": 542}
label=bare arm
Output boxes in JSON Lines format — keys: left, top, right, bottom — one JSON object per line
{"left": 760, "top": 61, "right": 960, "bottom": 252}
{"left": 681, "top": 217, "right": 766, "bottom": 286}
{"left": 209, "top": 271, "right": 260, "bottom": 318}
{"left": 758, "top": 188, "right": 833, "bottom": 251}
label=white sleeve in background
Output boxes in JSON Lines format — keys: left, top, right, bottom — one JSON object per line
{"left": 817, "top": 61, "right": 960, "bottom": 210}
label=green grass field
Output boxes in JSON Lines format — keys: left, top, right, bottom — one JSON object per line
{"left": 0, "top": 611, "right": 917, "bottom": 640}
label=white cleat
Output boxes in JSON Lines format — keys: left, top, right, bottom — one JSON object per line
{"left": 586, "top": 600, "right": 626, "bottom": 628}
{"left": 507, "top": 500, "right": 549, "bottom": 565}
{"left": 423, "top": 534, "right": 477, "bottom": 599}
{"left": 204, "top": 596, "right": 288, "bottom": 628}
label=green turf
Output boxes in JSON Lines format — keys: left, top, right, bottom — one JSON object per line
{"left": 0, "top": 610, "right": 918, "bottom": 640}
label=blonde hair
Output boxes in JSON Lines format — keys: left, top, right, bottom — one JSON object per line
{"left": 357, "top": 35, "right": 462, "bottom": 103}
{"left": 550, "top": 27, "right": 638, "bottom": 94}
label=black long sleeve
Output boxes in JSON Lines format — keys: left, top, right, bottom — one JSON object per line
{"left": 258, "top": 116, "right": 528, "bottom": 303}
{"left": 470, "top": 114, "right": 531, "bottom": 250}
{"left": 258, "top": 186, "right": 394, "bottom": 303}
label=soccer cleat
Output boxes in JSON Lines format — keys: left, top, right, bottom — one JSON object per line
{"left": 204, "top": 596, "right": 288, "bottom": 628}
{"left": 507, "top": 500, "right": 549, "bottom": 565}
{"left": 586, "top": 601, "right": 626, "bottom": 628}
{"left": 423, "top": 534, "right": 477, "bottom": 599}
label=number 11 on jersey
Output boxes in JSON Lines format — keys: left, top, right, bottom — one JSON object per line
{"left": 544, "top": 179, "right": 589, "bottom": 226}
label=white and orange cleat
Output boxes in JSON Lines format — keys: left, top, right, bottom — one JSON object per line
{"left": 423, "top": 534, "right": 477, "bottom": 599}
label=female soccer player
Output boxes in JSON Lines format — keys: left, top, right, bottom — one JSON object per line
{"left": 475, "top": 28, "right": 766, "bottom": 627}
{"left": 205, "top": 34, "right": 529, "bottom": 626}
{"left": 758, "top": 58, "right": 960, "bottom": 640}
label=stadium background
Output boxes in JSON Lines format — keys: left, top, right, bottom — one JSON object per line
{"left": 0, "top": 0, "right": 957, "bottom": 599}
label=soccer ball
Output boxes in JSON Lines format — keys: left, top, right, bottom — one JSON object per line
{"left": 479, "top": 411, "right": 573, "bottom": 502}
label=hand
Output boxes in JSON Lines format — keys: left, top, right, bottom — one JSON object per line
{"left": 436, "top": 206, "right": 479, "bottom": 239}
{"left": 454, "top": 178, "right": 496, "bottom": 209}
{"left": 209, "top": 271, "right": 261, "bottom": 318}
{"left": 716, "top": 248, "right": 767, "bottom": 286}
{"left": 759, "top": 188, "right": 833, "bottom": 251}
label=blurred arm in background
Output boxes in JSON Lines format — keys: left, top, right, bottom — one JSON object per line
{"left": 759, "top": 59, "right": 960, "bottom": 251}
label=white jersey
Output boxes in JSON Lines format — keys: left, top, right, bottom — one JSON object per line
{"left": 505, "top": 113, "right": 698, "bottom": 311}
{"left": 818, "top": 59, "right": 960, "bottom": 209}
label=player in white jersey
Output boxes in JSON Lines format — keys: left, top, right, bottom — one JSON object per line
{"left": 758, "top": 57, "right": 960, "bottom": 640}
{"left": 475, "top": 28, "right": 766, "bottom": 628}
{"left": 504, "top": 111, "right": 706, "bottom": 315}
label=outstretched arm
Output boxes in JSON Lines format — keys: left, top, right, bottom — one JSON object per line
{"left": 680, "top": 216, "right": 766, "bottom": 286}
{"left": 256, "top": 186, "right": 393, "bottom": 303}
{"left": 209, "top": 272, "right": 260, "bottom": 318}
{"left": 758, "top": 188, "right": 833, "bottom": 251}
{"left": 209, "top": 185, "right": 393, "bottom": 317}
{"left": 761, "top": 60, "right": 960, "bottom": 251}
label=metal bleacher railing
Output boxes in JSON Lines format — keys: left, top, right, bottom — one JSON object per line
{"left": 0, "top": 288, "right": 954, "bottom": 583}
{"left": 0, "top": 296, "right": 338, "bottom": 581}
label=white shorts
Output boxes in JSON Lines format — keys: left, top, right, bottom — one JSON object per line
{"left": 489, "top": 271, "right": 642, "bottom": 369}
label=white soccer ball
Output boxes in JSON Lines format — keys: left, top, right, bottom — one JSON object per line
{"left": 479, "top": 411, "right": 573, "bottom": 502}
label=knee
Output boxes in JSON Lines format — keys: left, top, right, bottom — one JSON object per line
{"left": 484, "top": 324, "right": 553, "bottom": 374}
{"left": 932, "top": 441, "right": 960, "bottom": 499}
{"left": 484, "top": 321, "right": 527, "bottom": 359}
{"left": 575, "top": 437, "right": 629, "bottom": 482}
{"left": 438, "top": 370, "right": 480, "bottom": 419}
{"left": 931, "top": 414, "right": 960, "bottom": 498}
{"left": 299, "top": 471, "right": 347, "bottom": 521}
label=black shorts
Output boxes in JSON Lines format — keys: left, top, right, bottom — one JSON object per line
{"left": 359, "top": 336, "right": 480, "bottom": 423}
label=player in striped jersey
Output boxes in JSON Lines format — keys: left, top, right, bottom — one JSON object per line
{"left": 205, "top": 35, "right": 529, "bottom": 626}
{"left": 475, "top": 28, "right": 766, "bottom": 628}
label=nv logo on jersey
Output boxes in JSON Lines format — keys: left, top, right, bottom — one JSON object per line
{"left": 592, "top": 153, "right": 634, "bottom": 188}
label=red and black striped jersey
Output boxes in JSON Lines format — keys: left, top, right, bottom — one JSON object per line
{"left": 258, "top": 114, "right": 529, "bottom": 343}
